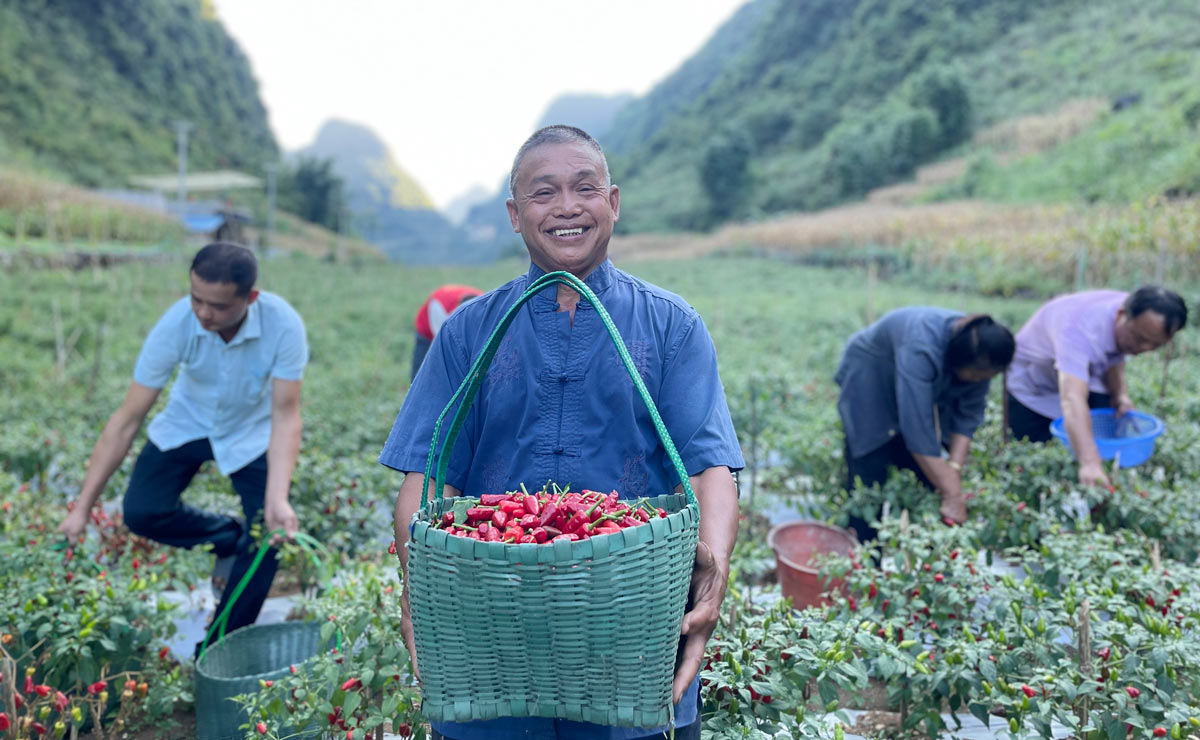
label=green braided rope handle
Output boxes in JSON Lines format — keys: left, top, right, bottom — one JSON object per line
{"left": 198, "top": 530, "right": 337, "bottom": 662}
{"left": 420, "top": 269, "right": 696, "bottom": 508}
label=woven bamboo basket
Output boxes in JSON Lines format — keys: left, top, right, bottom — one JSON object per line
{"left": 406, "top": 271, "right": 701, "bottom": 728}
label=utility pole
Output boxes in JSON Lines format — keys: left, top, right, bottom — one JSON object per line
{"left": 173, "top": 120, "right": 193, "bottom": 210}
{"left": 265, "top": 162, "right": 278, "bottom": 252}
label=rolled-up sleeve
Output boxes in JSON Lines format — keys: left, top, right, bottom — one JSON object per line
{"left": 894, "top": 344, "right": 941, "bottom": 457}
{"left": 656, "top": 314, "right": 745, "bottom": 479}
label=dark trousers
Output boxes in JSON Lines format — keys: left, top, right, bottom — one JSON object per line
{"left": 844, "top": 434, "right": 935, "bottom": 543}
{"left": 411, "top": 332, "right": 432, "bottom": 382}
{"left": 123, "top": 439, "right": 278, "bottom": 652}
{"left": 1007, "top": 391, "right": 1111, "bottom": 443}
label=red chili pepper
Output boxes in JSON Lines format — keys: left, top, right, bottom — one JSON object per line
{"left": 441, "top": 512, "right": 455, "bottom": 526}
{"left": 477, "top": 522, "right": 491, "bottom": 536}
{"left": 492, "top": 511, "right": 509, "bottom": 528}
{"left": 656, "top": 507, "right": 667, "bottom": 518}
{"left": 1021, "top": 685, "right": 1036, "bottom": 698}
{"left": 934, "top": 573, "right": 945, "bottom": 583}
{"left": 518, "top": 534, "right": 535, "bottom": 544}
{"left": 466, "top": 508, "right": 495, "bottom": 523}
{"left": 532, "top": 527, "right": 549, "bottom": 543}
{"left": 519, "top": 514, "right": 539, "bottom": 529}
{"left": 619, "top": 515, "right": 641, "bottom": 528}
{"left": 1146, "top": 595, "right": 1156, "bottom": 608}
{"left": 499, "top": 500, "right": 525, "bottom": 517}
{"left": 257, "top": 722, "right": 268, "bottom": 735}
{"left": 468, "top": 531, "right": 482, "bottom": 540}
{"left": 523, "top": 495, "right": 541, "bottom": 517}
{"left": 1153, "top": 728, "right": 1167, "bottom": 737}
{"left": 388, "top": 541, "right": 397, "bottom": 555}
{"left": 159, "top": 646, "right": 169, "bottom": 659}
{"left": 551, "top": 533, "right": 580, "bottom": 543}
{"left": 479, "top": 494, "right": 509, "bottom": 505}
{"left": 0, "top": 713, "right": 8, "bottom": 732}
{"left": 31, "top": 721, "right": 46, "bottom": 736}
{"left": 541, "top": 526, "right": 562, "bottom": 539}
{"left": 1098, "top": 647, "right": 1110, "bottom": 660}
{"left": 503, "top": 526, "right": 523, "bottom": 543}
{"left": 537, "top": 502, "right": 559, "bottom": 527}
{"left": 341, "top": 677, "right": 362, "bottom": 692}
{"left": 881, "top": 598, "right": 889, "bottom": 611}
{"left": 34, "top": 684, "right": 51, "bottom": 697}
{"left": 868, "top": 582, "right": 877, "bottom": 599}
{"left": 1125, "top": 686, "right": 1140, "bottom": 699}
{"left": 484, "top": 527, "right": 502, "bottom": 542}
{"left": 25, "top": 675, "right": 34, "bottom": 694}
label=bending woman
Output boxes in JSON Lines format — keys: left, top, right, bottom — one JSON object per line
{"left": 835, "top": 308, "right": 1015, "bottom": 541}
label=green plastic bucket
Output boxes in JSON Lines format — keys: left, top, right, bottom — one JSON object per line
{"left": 407, "top": 270, "right": 701, "bottom": 728}
{"left": 194, "top": 621, "right": 324, "bottom": 740}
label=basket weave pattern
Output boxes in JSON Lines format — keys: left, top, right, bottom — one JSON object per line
{"left": 408, "top": 493, "right": 698, "bottom": 727}
{"left": 195, "top": 621, "right": 324, "bottom": 740}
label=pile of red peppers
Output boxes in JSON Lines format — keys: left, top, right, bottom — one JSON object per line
{"left": 434, "top": 487, "right": 667, "bottom": 544}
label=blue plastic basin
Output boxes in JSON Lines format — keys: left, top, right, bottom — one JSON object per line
{"left": 1050, "top": 408, "right": 1164, "bottom": 467}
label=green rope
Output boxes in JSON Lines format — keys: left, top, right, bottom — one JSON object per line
{"left": 421, "top": 270, "right": 696, "bottom": 506}
{"left": 198, "top": 530, "right": 339, "bottom": 662}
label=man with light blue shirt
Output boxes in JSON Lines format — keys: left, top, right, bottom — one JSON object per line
{"left": 59, "top": 242, "right": 307, "bottom": 653}
{"left": 384, "top": 126, "right": 743, "bottom": 740}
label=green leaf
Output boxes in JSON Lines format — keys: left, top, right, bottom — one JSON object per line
{"left": 382, "top": 693, "right": 400, "bottom": 717}
{"left": 968, "top": 703, "right": 991, "bottom": 727}
{"left": 343, "top": 691, "right": 362, "bottom": 717}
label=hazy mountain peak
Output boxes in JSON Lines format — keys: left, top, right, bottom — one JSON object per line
{"left": 303, "top": 119, "right": 435, "bottom": 211}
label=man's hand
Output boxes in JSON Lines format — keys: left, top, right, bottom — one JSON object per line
{"left": 1078, "top": 461, "right": 1110, "bottom": 489}
{"left": 939, "top": 490, "right": 967, "bottom": 525}
{"left": 58, "top": 507, "right": 90, "bottom": 542}
{"left": 265, "top": 499, "right": 299, "bottom": 540}
{"left": 673, "top": 541, "right": 725, "bottom": 704}
{"left": 1114, "top": 394, "right": 1135, "bottom": 419}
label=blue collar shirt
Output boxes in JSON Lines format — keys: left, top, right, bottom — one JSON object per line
{"left": 380, "top": 259, "right": 744, "bottom": 739}
{"left": 133, "top": 292, "right": 308, "bottom": 475}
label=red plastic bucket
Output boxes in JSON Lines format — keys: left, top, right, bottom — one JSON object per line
{"left": 767, "top": 521, "right": 858, "bottom": 609}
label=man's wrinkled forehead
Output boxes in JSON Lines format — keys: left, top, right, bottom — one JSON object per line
{"left": 516, "top": 142, "right": 609, "bottom": 190}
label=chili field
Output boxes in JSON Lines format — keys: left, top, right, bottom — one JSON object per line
{"left": 2, "top": 253, "right": 1199, "bottom": 739}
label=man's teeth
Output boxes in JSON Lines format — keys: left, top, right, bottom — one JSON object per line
{"left": 552, "top": 228, "right": 584, "bottom": 237}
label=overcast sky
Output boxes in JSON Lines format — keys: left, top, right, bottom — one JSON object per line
{"left": 211, "top": 0, "right": 746, "bottom": 210}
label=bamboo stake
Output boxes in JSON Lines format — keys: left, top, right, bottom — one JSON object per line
{"left": 1077, "top": 599, "right": 1092, "bottom": 728}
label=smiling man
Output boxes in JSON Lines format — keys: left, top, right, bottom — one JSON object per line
{"left": 1007, "top": 285, "right": 1187, "bottom": 487}
{"left": 59, "top": 242, "right": 307, "bottom": 656}
{"left": 383, "top": 126, "right": 743, "bottom": 740}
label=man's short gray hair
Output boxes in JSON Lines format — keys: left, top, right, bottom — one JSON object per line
{"left": 508, "top": 125, "right": 611, "bottom": 199}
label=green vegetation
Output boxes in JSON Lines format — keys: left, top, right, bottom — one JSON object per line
{"left": 0, "top": 0, "right": 278, "bottom": 187}
{"left": 606, "top": 0, "right": 1200, "bottom": 232}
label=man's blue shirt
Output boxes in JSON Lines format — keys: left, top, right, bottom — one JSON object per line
{"left": 379, "top": 259, "right": 744, "bottom": 739}
{"left": 133, "top": 292, "right": 308, "bottom": 475}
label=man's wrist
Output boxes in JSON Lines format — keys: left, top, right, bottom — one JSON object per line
{"left": 946, "top": 460, "right": 963, "bottom": 472}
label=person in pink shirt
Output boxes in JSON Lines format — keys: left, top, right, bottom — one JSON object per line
{"left": 1007, "top": 286, "right": 1187, "bottom": 487}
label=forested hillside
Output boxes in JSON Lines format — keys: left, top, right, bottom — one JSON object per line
{"left": 606, "top": 0, "right": 1200, "bottom": 232}
{"left": 0, "top": 0, "right": 277, "bottom": 186}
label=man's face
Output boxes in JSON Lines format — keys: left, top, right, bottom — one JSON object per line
{"left": 506, "top": 141, "right": 620, "bottom": 278}
{"left": 1114, "top": 308, "right": 1172, "bottom": 355}
{"left": 189, "top": 271, "right": 257, "bottom": 336}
